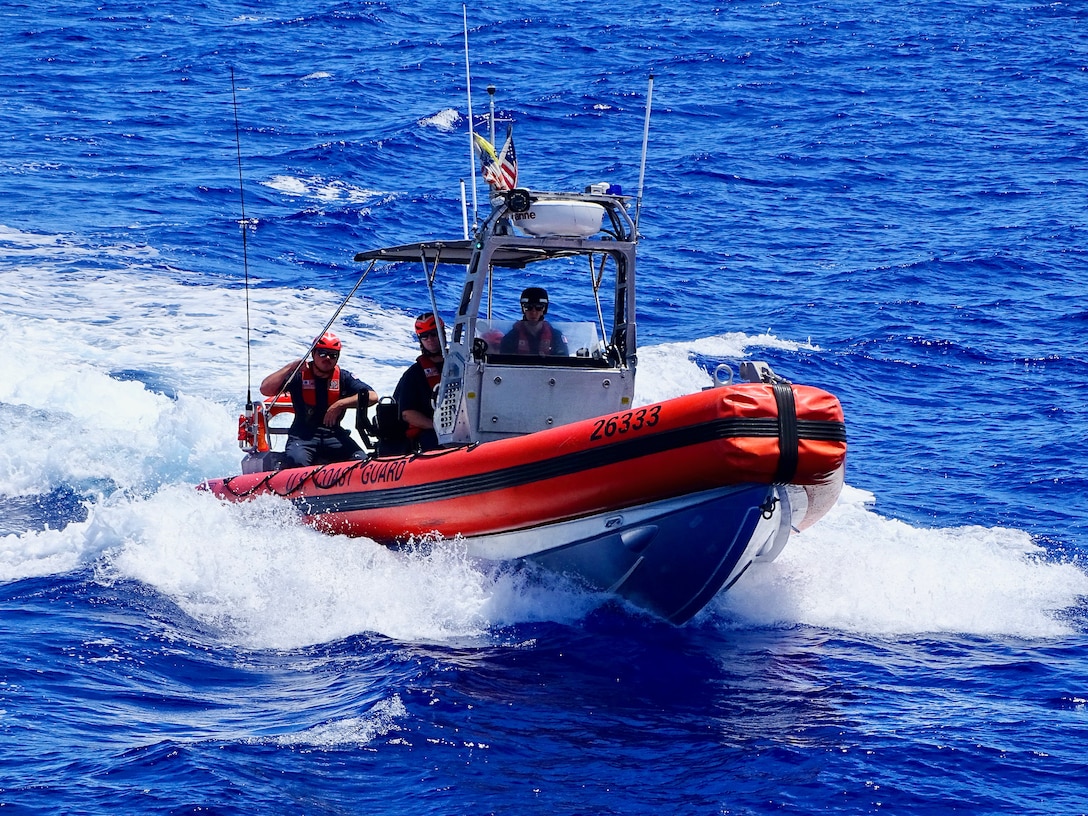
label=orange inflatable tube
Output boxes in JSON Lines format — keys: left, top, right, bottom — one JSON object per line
{"left": 203, "top": 382, "right": 847, "bottom": 543}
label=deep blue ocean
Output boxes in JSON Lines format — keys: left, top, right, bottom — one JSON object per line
{"left": 2, "top": 1, "right": 1087, "bottom": 813}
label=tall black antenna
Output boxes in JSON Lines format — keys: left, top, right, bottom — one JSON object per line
{"left": 230, "top": 67, "right": 255, "bottom": 408}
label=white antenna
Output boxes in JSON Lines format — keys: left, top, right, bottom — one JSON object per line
{"left": 460, "top": 178, "right": 469, "bottom": 239}
{"left": 463, "top": 5, "right": 479, "bottom": 232}
{"left": 634, "top": 73, "right": 655, "bottom": 235}
{"left": 487, "top": 84, "right": 496, "bottom": 146}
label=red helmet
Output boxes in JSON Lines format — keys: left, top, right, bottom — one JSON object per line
{"left": 414, "top": 312, "right": 443, "bottom": 337}
{"left": 314, "top": 331, "right": 341, "bottom": 352}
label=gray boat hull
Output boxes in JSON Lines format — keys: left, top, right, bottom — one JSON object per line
{"left": 462, "top": 484, "right": 795, "bottom": 624}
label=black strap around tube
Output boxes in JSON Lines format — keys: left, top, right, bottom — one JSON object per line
{"left": 772, "top": 381, "right": 799, "bottom": 484}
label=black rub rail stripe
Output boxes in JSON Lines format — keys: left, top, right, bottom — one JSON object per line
{"left": 295, "top": 416, "right": 846, "bottom": 516}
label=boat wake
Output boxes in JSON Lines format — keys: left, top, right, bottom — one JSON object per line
{"left": 4, "top": 479, "right": 1084, "bottom": 647}
{"left": 1, "top": 231, "right": 1084, "bottom": 644}
{"left": 9, "top": 484, "right": 600, "bottom": 648}
{"left": 711, "top": 485, "right": 1088, "bottom": 639}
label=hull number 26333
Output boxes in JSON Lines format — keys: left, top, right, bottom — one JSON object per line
{"left": 589, "top": 405, "right": 661, "bottom": 441}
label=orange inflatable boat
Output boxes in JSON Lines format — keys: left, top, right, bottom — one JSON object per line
{"left": 205, "top": 184, "right": 846, "bottom": 623}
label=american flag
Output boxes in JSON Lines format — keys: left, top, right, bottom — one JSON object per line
{"left": 474, "top": 127, "right": 518, "bottom": 190}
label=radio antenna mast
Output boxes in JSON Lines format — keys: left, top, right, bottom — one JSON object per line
{"left": 463, "top": 5, "right": 479, "bottom": 233}
{"left": 230, "top": 67, "right": 256, "bottom": 409}
{"left": 634, "top": 73, "right": 655, "bottom": 236}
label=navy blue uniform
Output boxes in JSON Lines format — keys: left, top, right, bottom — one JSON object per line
{"left": 392, "top": 360, "right": 441, "bottom": 452}
{"left": 284, "top": 367, "right": 371, "bottom": 466}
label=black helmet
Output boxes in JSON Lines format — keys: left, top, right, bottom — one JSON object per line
{"left": 520, "top": 286, "right": 549, "bottom": 315}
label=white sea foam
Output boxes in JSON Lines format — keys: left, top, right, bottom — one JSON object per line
{"left": 711, "top": 485, "right": 1088, "bottom": 638}
{"left": 79, "top": 484, "right": 593, "bottom": 649}
{"left": 271, "top": 696, "right": 408, "bottom": 748}
{"left": 633, "top": 331, "right": 817, "bottom": 404}
{"left": 0, "top": 523, "right": 91, "bottom": 582}
{"left": 419, "top": 108, "right": 460, "bottom": 132}
{"left": 1, "top": 226, "right": 1084, "bottom": 644}
{"left": 261, "top": 173, "right": 387, "bottom": 205}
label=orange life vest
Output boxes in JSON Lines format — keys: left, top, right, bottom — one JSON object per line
{"left": 417, "top": 354, "right": 442, "bottom": 392}
{"left": 513, "top": 322, "right": 555, "bottom": 355}
{"left": 405, "top": 355, "right": 443, "bottom": 440}
{"left": 300, "top": 362, "right": 340, "bottom": 407}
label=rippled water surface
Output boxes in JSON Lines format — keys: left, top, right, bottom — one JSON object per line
{"left": 2, "top": 1, "right": 1087, "bottom": 813}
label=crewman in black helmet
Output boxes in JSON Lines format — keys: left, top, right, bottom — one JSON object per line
{"left": 500, "top": 287, "right": 569, "bottom": 356}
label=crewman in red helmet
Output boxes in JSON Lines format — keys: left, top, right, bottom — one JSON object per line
{"left": 390, "top": 312, "right": 445, "bottom": 453}
{"left": 260, "top": 332, "right": 378, "bottom": 467}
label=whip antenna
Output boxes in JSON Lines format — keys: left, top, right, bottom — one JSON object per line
{"left": 263, "top": 263, "right": 375, "bottom": 407}
{"left": 463, "top": 5, "right": 479, "bottom": 232}
{"left": 230, "top": 67, "right": 255, "bottom": 408}
{"left": 634, "top": 73, "right": 655, "bottom": 236}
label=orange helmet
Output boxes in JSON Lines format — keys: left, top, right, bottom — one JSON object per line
{"left": 414, "top": 312, "right": 443, "bottom": 337}
{"left": 314, "top": 331, "right": 341, "bottom": 352}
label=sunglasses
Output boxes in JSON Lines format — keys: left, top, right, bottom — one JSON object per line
{"left": 418, "top": 330, "right": 440, "bottom": 340}
{"left": 523, "top": 303, "right": 546, "bottom": 312}
{"left": 315, "top": 349, "right": 339, "bottom": 359}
